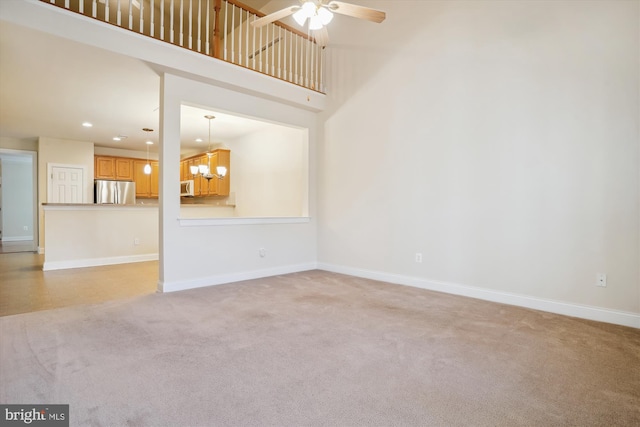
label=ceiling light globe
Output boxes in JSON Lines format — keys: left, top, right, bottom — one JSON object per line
{"left": 293, "top": 9, "right": 307, "bottom": 26}
{"left": 309, "top": 15, "right": 323, "bottom": 30}
{"left": 318, "top": 7, "right": 333, "bottom": 25}
{"left": 301, "top": 1, "right": 316, "bottom": 17}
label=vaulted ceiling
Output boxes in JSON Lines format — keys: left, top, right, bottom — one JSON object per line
{"left": 0, "top": 0, "right": 284, "bottom": 155}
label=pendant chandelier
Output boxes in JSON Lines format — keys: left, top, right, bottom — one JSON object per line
{"left": 190, "top": 115, "right": 227, "bottom": 181}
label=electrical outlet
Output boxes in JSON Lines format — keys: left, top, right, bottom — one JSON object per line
{"left": 415, "top": 253, "right": 423, "bottom": 263}
{"left": 23, "top": 226, "right": 28, "bottom": 231}
{"left": 259, "top": 248, "right": 266, "bottom": 257}
{"left": 134, "top": 238, "right": 140, "bottom": 245}
{"left": 597, "top": 274, "right": 607, "bottom": 287}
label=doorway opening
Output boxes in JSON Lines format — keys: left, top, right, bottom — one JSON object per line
{"left": 0, "top": 149, "right": 37, "bottom": 254}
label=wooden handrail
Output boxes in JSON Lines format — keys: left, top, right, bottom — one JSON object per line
{"left": 225, "top": 0, "right": 315, "bottom": 42}
{"left": 38, "top": 0, "right": 325, "bottom": 93}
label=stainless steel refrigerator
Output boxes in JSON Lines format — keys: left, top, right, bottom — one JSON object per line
{"left": 94, "top": 180, "right": 136, "bottom": 204}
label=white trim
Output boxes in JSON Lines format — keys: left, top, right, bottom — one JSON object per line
{"left": 317, "top": 263, "right": 640, "bottom": 329}
{"left": 43, "top": 253, "right": 158, "bottom": 271}
{"left": 43, "top": 204, "right": 156, "bottom": 211}
{"left": 159, "top": 262, "right": 317, "bottom": 292}
{"left": 178, "top": 217, "right": 311, "bottom": 226}
{"left": 1, "top": 236, "right": 33, "bottom": 242}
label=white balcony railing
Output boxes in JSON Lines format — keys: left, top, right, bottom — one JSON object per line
{"left": 42, "top": 0, "right": 325, "bottom": 92}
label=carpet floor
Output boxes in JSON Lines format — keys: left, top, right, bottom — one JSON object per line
{"left": 1, "top": 270, "right": 639, "bottom": 426}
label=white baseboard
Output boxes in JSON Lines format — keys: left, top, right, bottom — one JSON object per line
{"left": 159, "top": 262, "right": 318, "bottom": 293}
{"left": 43, "top": 253, "right": 158, "bottom": 271}
{"left": 2, "top": 236, "right": 33, "bottom": 242}
{"left": 317, "top": 263, "right": 640, "bottom": 329}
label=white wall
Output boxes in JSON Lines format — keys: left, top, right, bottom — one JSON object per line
{"left": 318, "top": 1, "right": 639, "bottom": 324}
{"left": 232, "top": 126, "right": 308, "bottom": 217}
{"left": 0, "top": 155, "right": 33, "bottom": 240}
{"left": 43, "top": 205, "right": 158, "bottom": 270}
{"left": 159, "top": 74, "right": 317, "bottom": 292}
{"left": 38, "top": 137, "right": 94, "bottom": 250}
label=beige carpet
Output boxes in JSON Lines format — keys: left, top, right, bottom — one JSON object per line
{"left": 1, "top": 270, "right": 638, "bottom": 426}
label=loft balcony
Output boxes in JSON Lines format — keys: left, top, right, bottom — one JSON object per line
{"left": 40, "top": 0, "right": 326, "bottom": 93}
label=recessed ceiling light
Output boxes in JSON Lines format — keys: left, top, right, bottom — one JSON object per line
{"left": 113, "top": 137, "right": 121, "bottom": 141}
{"left": 195, "top": 138, "right": 203, "bottom": 142}
{"left": 82, "top": 122, "right": 93, "bottom": 128}
{"left": 146, "top": 141, "right": 154, "bottom": 145}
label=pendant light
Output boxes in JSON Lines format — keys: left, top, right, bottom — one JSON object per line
{"left": 190, "top": 115, "right": 227, "bottom": 181}
{"left": 143, "top": 128, "right": 153, "bottom": 175}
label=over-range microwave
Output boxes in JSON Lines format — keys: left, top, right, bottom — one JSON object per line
{"left": 180, "top": 180, "right": 195, "bottom": 197}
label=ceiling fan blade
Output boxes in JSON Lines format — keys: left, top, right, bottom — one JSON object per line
{"left": 312, "top": 27, "right": 330, "bottom": 47}
{"left": 326, "top": 1, "right": 386, "bottom": 23}
{"left": 251, "top": 6, "right": 300, "bottom": 28}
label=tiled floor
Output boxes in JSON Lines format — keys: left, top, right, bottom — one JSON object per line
{"left": 0, "top": 252, "right": 158, "bottom": 317}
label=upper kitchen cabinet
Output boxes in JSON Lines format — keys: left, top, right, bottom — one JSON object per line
{"left": 133, "top": 160, "right": 159, "bottom": 198}
{"left": 94, "top": 156, "right": 134, "bottom": 180}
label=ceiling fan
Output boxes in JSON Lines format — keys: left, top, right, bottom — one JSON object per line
{"left": 250, "top": 1, "right": 386, "bottom": 47}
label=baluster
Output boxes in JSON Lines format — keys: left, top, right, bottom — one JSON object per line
{"left": 139, "top": 0, "right": 144, "bottom": 33}
{"left": 188, "top": 0, "right": 193, "bottom": 50}
{"left": 92, "top": 0, "right": 97, "bottom": 18}
{"left": 288, "top": 31, "right": 292, "bottom": 82}
{"left": 258, "top": 25, "right": 263, "bottom": 72}
{"left": 170, "top": 0, "right": 175, "bottom": 44}
{"left": 160, "top": 0, "right": 165, "bottom": 40}
{"left": 251, "top": 15, "right": 256, "bottom": 70}
{"left": 310, "top": 38, "right": 315, "bottom": 89}
{"left": 238, "top": 7, "right": 243, "bottom": 66}
{"left": 65, "top": 0, "right": 69, "bottom": 8}
{"left": 151, "top": 0, "right": 155, "bottom": 37}
{"left": 270, "top": 24, "right": 275, "bottom": 76}
{"left": 179, "top": 0, "right": 184, "bottom": 46}
{"left": 78, "top": 0, "right": 83, "bottom": 14}
{"left": 105, "top": 0, "right": 110, "bottom": 23}
{"left": 197, "top": 0, "right": 202, "bottom": 52}
{"left": 128, "top": 0, "right": 133, "bottom": 29}
{"left": 260, "top": 24, "right": 273, "bottom": 74}
{"left": 230, "top": 3, "right": 235, "bottom": 63}
{"left": 243, "top": 9, "right": 249, "bottom": 67}
{"left": 223, "top": 0, "right": 228, "bottom": 61}
{"left": 293, "top": 33, "right": 297, "bottom": 83}
{"left": 205, "top": 0, "right": 210, "bottom": 54}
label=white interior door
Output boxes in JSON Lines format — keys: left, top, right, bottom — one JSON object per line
{"left": 50, "top": 166, "right": 84, "bottom": 203}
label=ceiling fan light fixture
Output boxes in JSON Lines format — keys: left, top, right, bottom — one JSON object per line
{"left": 318, "top": 7, "right": 333, "bottom": 25}
{"left": 293, "top": 8, "right": 308, "bottom": 26}
{"left": 309, "top": 15, "right": 323, "bottom": 30}
{"left": 301, "top": 1, "right": 316, "bottom": 17}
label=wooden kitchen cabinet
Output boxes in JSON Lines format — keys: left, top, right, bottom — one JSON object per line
{"left": 133, "top": 160, "right": 159, "bottom": 198}
{"left": 95, "top": 156, "right": 115, "bottom": 179}
{"left": 94, "top": 156, "right": 133, "bottom": 180}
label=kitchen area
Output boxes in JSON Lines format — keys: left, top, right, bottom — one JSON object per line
{"left": 42, "top": 145, "right": 235, "bottom": 271}
{"left": 40, "top": 107, "right": 308, "bottom": 271}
